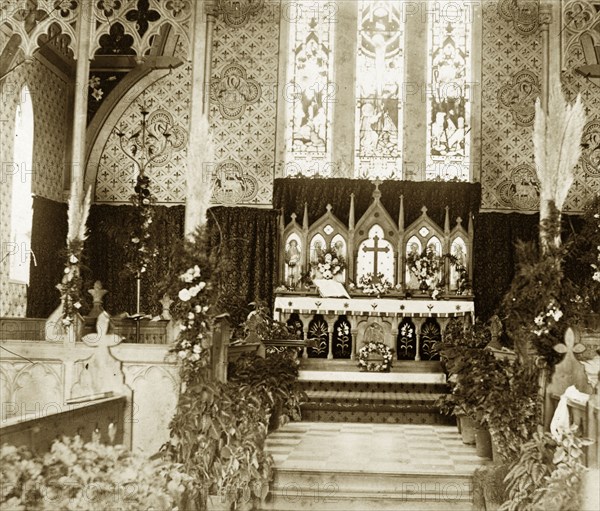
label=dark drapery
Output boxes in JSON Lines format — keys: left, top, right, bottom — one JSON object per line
{"left": 26, "top": 196, "right": 68, "bottom": 318}
{"left": 273, "top": 178, "right": 481, "bottom": 227}
{"left": 85, "top": 204, "right": 185, "bottom": 316}
{"left": 206, "top": 206, "right": 279, "bottom": 327}
{"left": 473, "top": 212, "right": 584, "bottom": 322}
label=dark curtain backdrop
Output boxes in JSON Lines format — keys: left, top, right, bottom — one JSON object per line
{"left": 85, "top": 204, "right": 185, "bottom": 316}
{"left": 206, "top": 206, "right": 279, "bottom": 327}
{"left": 473, "top": 212, "right": 584, "bottom": 322}
{"left": 26, "top": 196, "right": 68, "bottom": 317}
{"left": 273, "top": 178, "right": 481, "bottom": 227}
{"left": 25, "top": 188, "right": 583, "bottom": 327}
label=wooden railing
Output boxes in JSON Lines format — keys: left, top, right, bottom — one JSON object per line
{"left": 1, "top": 395, "right": 127, "bottom": 454}
{"left": 544, "top": 327, "right": 600, "bottom": 469}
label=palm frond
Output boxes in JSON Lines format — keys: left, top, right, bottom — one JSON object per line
{"left": 78, "top": 186, "right": 92, "bottom": 241}
{"left": 533, "top": 84, "right": 586, "bottom": 211}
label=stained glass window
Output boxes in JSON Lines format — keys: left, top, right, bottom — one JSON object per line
{"left": 9, "top": 86, "right": 34, "bottom": 284}
{"left": 354, "top": 1, "right": 404, "bottom": 179}
{"left": 284, "top": 1, "right": 335, "bottom": 177}
{"left": 426, "top": 0, "right": 472, "bottom": 180}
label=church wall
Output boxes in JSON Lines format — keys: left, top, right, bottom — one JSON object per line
{"left": 561, "top": 0, "right": 600, "bottom": 211}
{"left": 94, "top": 54, "right": 192, "bottom": 203}
{"left": 0, "top": 56, "right": 70, "bottom": 317}
{"left": 209, "top": 1, "right": 281, "bottom": 206}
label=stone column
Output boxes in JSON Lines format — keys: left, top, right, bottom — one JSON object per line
{"left": 185, "top": 0, "right": 216, "bottom": 235}
{"left": 539, "top": 3, "right": 553, "bottom": 112}
{"left": 70, "top": 2, "right": 93, "bottom": 206}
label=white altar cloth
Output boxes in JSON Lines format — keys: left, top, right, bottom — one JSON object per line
{"left": 274, "top": 295, "right": 474, "bottom": 319}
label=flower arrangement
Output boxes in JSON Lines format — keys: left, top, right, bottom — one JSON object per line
{"left": 313, "top": 248, "right": 345, "bottom": 279}
{"left": 60, "top": 187, "right": 92, "bottom": 326}
{"left": 125, "top": 174, "right": 158, "bottom": 278}
{"left": 1, "top": 436, "right": 192, "bottom": 511}
{"left": 357, "top": 272, "right": 392, "bottom": 296}
{"left": 357, "top": 341, "right": 394, "bottom": 372}
{"left": 532, "top": 299, "right": 563, "bottom": 337}
{"left": 169, "top": 264, "right": 212, "bottom": 384}
{"left": 406, "top": 246, "right": 443, "bottom": 292}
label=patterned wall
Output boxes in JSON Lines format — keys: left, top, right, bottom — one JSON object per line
{"left": 95, "top": 41, "right": 191, "bottom": 203}
{"left": 0, "top": 56, "right": 70, "bottom": 317}
{"left": 209, "top": 1, "right": 280, "bottom": 206}
{"left": 561, "top": 0, "right": 600, "bottom": 211}
{"left": 479, "top": 0, "right": 543, "bottom": 212}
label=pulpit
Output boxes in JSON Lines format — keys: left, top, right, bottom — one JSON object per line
{"left": 275, "top": 183, "right": 475, "bottom": 362}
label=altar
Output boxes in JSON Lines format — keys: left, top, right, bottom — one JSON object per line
{"left": 275, "top": 184, "right": 475, "bottom": 362}
{"left": 274, "top": 294, "right": 474, "bottom": 361}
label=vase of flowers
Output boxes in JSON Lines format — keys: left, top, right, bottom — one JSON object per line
{"left": 406, "top": 246, "right": 442, "bottom": 294}
{"left": 357, "top": 272, "right": 392, "bottom": 297}
{"left": 313, "top": 248, "right": 346, "bottom": 280}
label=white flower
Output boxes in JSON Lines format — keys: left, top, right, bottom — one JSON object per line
{"left": 74, "top": 302, "right": 81, "bottom": 309}
{"left": 178, "top": 350, "right": 187, "bottom": 359}
{"left": 191, "top": 353, "right": 200, "bottom": 362}
{"left": 188, "top": 312, "right": 195, "bottom": 320}
{"left": 69, "top": 254, "right": 78, "bottom": 263}
{"left": 178, "top": 288, "right": 191, "bottom": 301}
{"left": 193, "top": 344, "right": 201, "bottom": 354}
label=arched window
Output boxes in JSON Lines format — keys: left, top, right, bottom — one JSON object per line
{"left": 9, "top": 86, "right": 34, "bottom": 284}
{"left": 282, "top": 1, "right": 477, "bottom": 181}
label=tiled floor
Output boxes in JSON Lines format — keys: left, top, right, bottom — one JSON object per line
{"left": 266, "top": 422, "right": 488, "bottom": 475}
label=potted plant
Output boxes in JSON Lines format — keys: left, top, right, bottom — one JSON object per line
{"left": 437, "top": 319, "right": 494, "bottom": 447}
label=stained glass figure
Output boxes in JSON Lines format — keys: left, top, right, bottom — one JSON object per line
{"left": 426, "top": 0, "right": 472, "bottom": 180}
{"left": 285, "top": 1, "right": 335, "bottom": 176}
{"left": 450, "top": 237, "right": 468, "bottom": 292}
{"left": 355, "top": 1, "right": 404, "bottom": 179}
{"left": 284, "top": 234, "right": 302, "bottom": 288}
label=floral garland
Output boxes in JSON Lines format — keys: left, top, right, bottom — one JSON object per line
{"left": 60, "top": 187, "right": 91, "bottom": 327}
{"left": 169, "top": 264, "right": 212, "bottom": 384}
{"left": 357, "top": 272, "right": 392, "bottom": 296}
{"left": 313, "top": 248, "right": 345, "bottom": 279}
{"left": 357, "top": 341, "right": 394, "bottom": 372}
{"left": 125, "top": 174, "right": 158, "bottom": 277}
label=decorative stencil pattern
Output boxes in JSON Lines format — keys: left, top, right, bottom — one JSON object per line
{"left": 210, "top": 63, "right": 262, "bottom": 119}
{"left": 209, "top": 2, "right": 280, "bottom": 205}
{"left": 0, "top": 56, "right": 69, "bottom": 316}
{"left": 479, "top": 3, "right": 542, "bottom": 211}
{"left": 95, "top": 45, "right": 191, "bottom": 203}
{"left": 560, "top": 0, "right": 600, "bottom": 211}
{"left": 497, "top": 70, "right": 540, "bottom": 126}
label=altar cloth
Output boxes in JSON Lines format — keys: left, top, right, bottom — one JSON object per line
{"left": 274, "top": 295, "right": 474, "bottom": 318}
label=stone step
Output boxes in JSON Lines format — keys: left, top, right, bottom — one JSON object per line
{"left": 261, "top": 469, "right": 475, "bottom": 510}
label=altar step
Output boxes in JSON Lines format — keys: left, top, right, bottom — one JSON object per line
{"left": 298, "top": 360, "right": 452, "bottom": 425}
{"left": 261, "top": 422, "right": 487, "bottom": 511}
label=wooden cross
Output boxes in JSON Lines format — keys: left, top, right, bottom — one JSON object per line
{"left": 362, "top": 235, "right": 390, "bottom": 281}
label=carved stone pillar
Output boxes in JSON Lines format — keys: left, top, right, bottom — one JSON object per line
{"left": 185, "top": 0, "right": 217, "bottom": 234}
{"left": 539, "top": 3, "right": 553, "bottom": 112}
{"left": 413, "top": 317, "right": 425, "bottom": 361}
